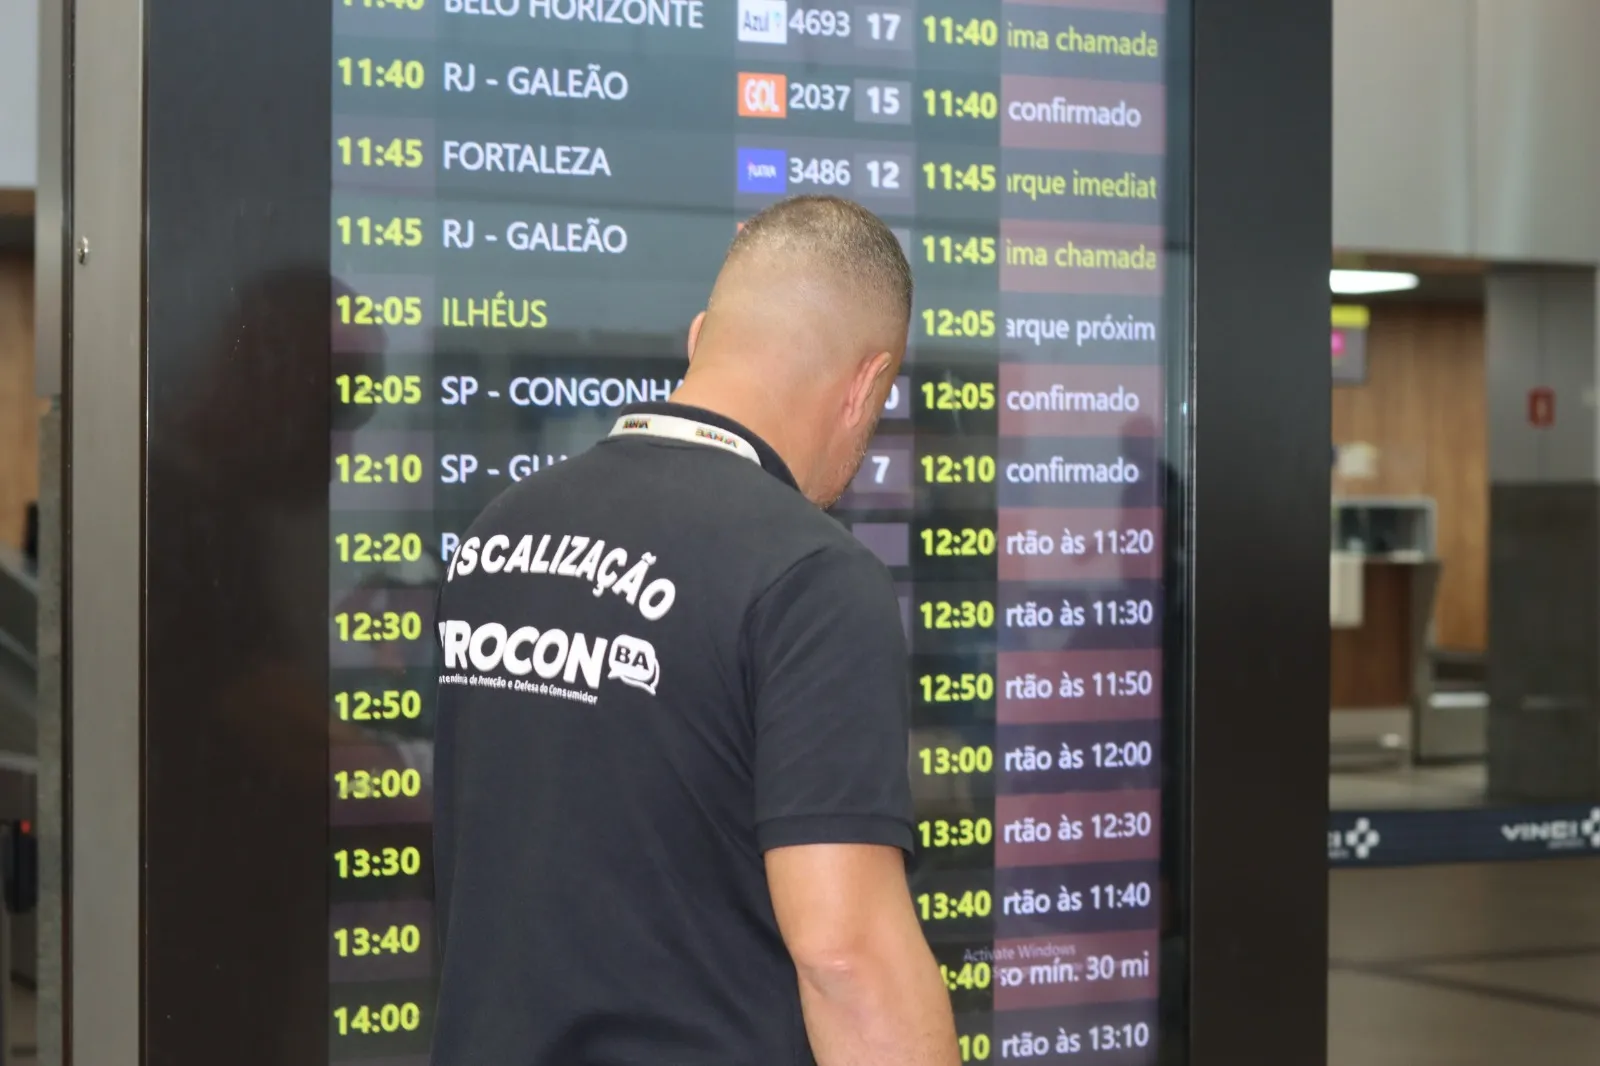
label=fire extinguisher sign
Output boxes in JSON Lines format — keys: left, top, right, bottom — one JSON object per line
{"left": 1529, "top": 387, "right": 1555, "bottom": 428}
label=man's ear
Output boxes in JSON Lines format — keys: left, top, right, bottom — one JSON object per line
{"left": 846, "top": 350, "right": 894, "bottom": 427}
{"left": 686, "top": 311, "right": 707, "bottom": 361}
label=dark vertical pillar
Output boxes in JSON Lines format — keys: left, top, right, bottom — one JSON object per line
{"left": 1188, "top": 1, "right": 1331, "bottom": 1064}
{"left": 1485, "top": 267, "right": 1600, "bottom": 802}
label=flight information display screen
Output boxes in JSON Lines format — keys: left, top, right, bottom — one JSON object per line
{"left": 326, "top": 0, "right": 1187, "bottom": 1061}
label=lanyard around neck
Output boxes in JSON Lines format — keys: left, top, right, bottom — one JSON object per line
{"left": 609, "top": 413, "right": 762, "bottom": 466}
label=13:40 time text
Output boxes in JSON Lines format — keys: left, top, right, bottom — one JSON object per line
{"left": 333, "top": 923, "right": 423, "bottom": 957}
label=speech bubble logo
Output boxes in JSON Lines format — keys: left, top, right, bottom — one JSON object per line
{"left": 607, "top": 635, "right": 661, "bottom": 695}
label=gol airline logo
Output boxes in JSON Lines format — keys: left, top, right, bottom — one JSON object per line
{"left": 739, "top": 72, "right": 787, "bottom": 119}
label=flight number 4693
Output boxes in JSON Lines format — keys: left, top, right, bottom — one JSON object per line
{"left": 786, "top": 9, "right": 904, "bottom": 41}
{"left": 787, "top": 8, "right": 851, "bottom": 36}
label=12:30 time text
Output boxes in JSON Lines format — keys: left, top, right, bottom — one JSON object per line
{"left": 333, "top": 610, "right": 423, "bottom": 643}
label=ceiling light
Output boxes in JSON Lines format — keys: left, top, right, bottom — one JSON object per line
{"left": 1330, "top": 269, "right": 1419, "bottom": 295}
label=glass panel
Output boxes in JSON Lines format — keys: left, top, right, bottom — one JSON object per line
{"left": 323, "top": 1, "right": 1190, "bottom": 1061}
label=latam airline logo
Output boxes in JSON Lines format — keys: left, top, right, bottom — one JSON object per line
{"left": 737, "top": 148, "right": 788, "bottom": 194}
{"left": 739, "top": 72, "right": 787, "bottom": 118}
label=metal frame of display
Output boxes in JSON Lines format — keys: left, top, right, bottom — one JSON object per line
{"left": 60, "top": 0, "right": 144, "bottom": 1064}
{"left": 47, "top": 0, "right": 1333, "bottom": 1063}
{"left": 33, "top": 2, "right": 71, "bottom": 1064}
{"left": 52, "top": 0, "right": 145, "bottom": 1056}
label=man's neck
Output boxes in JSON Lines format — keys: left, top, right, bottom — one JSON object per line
{"left": 668, "top": 376, "right": 813, "bottom": 492}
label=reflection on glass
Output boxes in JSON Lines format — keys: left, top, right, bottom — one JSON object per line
{"left": 326, "top": 2, "right": 1191, "bottom": 1060}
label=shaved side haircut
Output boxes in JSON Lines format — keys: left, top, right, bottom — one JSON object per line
{"left": 722, "top": 196, "right": 914, "bottom": 329}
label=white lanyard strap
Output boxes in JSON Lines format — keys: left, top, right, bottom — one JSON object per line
{"left": 610, "top": 413, "right": 762, "bottom": 466}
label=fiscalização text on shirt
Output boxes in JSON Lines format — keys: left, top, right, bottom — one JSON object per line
{"left": 441, "top": 528, "right": 673, "bottom": 703}
{"left": 447, "top": 530, "right": 677, "bottom": 622}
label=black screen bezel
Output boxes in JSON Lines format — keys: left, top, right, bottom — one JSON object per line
{"left": 143, "top": 0, "right": 331, "bottom": 1061}
{"left": 134, "top": 1, "right": 1331, "bottom": 1063}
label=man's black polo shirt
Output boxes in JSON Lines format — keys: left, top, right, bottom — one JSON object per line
{"left": 431, "top": 402, "right": 915, "bottom": 1066}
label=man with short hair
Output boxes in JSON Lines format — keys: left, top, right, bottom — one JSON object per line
{"left": 432, "top": 195, "right": 960, "bottom": 1066}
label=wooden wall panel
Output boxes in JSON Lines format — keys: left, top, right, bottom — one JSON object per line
{"left": 1332, "top": 302, "right": 1487, "bottom": 651}
{"left": 0, "top": 253, "right": 40, "bottom": 552}
{"left": 1330, "top": 563, "right": 1412, "bottom": 707}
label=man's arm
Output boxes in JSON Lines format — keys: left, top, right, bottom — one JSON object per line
{"left": 767, "top": 844, "right": 959, "bottom": 1066}
{"left": 746, "top": 544, "right": 957, "bottom": 1065}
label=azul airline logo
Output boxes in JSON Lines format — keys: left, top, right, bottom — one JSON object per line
{"left": 438, "top": 619, "right": 661, "bottom": 703}
{"left": 738, "top": 0, "right": 787, "bottom": 44}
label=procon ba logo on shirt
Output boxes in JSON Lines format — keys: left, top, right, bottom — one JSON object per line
{"left": 439, "top": 529, "right": 676, "bottom": 704}
{"left": 437, "top": 619, "right": 661, "bottom": 704}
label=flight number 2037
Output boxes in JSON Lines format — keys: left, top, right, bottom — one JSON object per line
{"left": 788, "top": 82, "right": 850, "bottom": 111}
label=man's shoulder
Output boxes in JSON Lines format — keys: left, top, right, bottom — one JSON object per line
{"left": 457, "top": 441, "right": 881, "bottom": 588}
{"left": 456, "top": 446, "right": 631, "bottom": 533}
{"left": 749, "top": 525, "right": 897, "bottom": 632}
{"left": 729, "top": 483, "right": 889, "bottom": 588}
{"left": 579, "top": 437, "right": 856, "bottom": 552}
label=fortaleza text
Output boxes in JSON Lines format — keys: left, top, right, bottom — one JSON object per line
{"left": 442, "top": 141, "right": 611, "bottom": 176}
